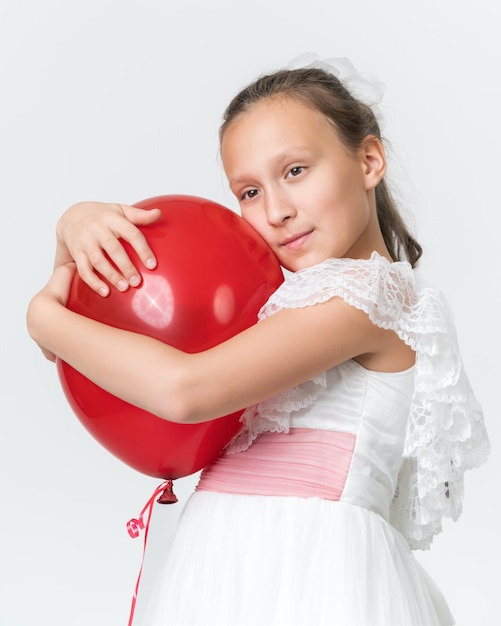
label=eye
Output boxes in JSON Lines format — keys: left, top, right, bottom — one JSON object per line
{"left": 240, "top": 188, "right": 259, "bottom": 201}
{"left": 287, "top": 166, "right": 305, "bottom": 178}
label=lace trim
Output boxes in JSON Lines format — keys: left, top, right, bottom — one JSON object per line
{"left": 225, "top": 252, "right": 490, "bottom": 549}
{"left": 226, "top": 374, "right": 327, "bottom": 454}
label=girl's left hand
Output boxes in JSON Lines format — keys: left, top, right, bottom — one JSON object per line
{"left": 27, "top": 263, "right": 76, "bottom": 362}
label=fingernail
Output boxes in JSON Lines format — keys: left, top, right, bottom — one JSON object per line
{"left": 129, "top": 275, "right": 141, "bottom": 287}
{"left": 98, "top": 286, "right": 109, "bottom": 297}
{"left": 117, "top": 280, "right": 128, "bottom": 291}
{"left": 146, "top": 258, "right": 157, "bottom": 269}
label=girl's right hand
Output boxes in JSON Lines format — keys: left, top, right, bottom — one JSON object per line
{"left": 54, "top": 202, "right": 161, "bottom": 296}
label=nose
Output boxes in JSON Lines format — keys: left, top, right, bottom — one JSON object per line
{"left": 264, "top": 186, "right": 296, "bottom": 226}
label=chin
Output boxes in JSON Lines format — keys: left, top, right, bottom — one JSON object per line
{"left": 283, "top": 256, "right": 326, "bottom": 273}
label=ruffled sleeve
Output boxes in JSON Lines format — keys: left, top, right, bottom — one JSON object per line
{"left": 225, "top": 253, "right": 490, "bottom": 549}
{"left": 388, "top": 287, "right": 490, "bottom": 549}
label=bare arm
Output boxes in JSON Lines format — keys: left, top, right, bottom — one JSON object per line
{"left": 54, "top": 202, "right": 161, "bottom": 295}
{"left": 27, "top": 264, "right": 407, "bottom": 424}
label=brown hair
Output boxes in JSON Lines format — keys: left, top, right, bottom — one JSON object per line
{"left": 220, "top": 67, "right": 422, "bottom": 267}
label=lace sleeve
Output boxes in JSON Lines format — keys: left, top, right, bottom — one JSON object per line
{"left": 389, "top": 288, "right": 490, "bottom": 549}
{"left": 225, "top": 253, "right": 490, "bottom": 549}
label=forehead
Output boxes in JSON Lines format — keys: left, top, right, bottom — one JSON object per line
{"left": 221, "top": 97, "right": 338, "bottom": 162}
{"left": 223, "top": 96, "right": 333, "bottom": 138}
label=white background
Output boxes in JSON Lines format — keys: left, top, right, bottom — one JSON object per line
{"left": 1, "top": 1, "right": 499, "bottom": 624}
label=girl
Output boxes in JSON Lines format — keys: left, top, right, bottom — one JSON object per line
{"left": 27, "top": 59, "right": 489, "bottom": 625}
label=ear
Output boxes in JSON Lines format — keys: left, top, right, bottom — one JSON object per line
{"left": 360, "top": 136, "right": 386, "bottom": 190}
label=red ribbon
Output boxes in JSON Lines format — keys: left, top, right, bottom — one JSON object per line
{"left": 127, "top": 480, "right": 178, "bottom": 625}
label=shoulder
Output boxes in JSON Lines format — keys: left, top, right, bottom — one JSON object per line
{"left": 260, "top": 253, "right": 419, "bottom": 371}
{"left": 260, "top": 252, "right": 416, "bottom": 322}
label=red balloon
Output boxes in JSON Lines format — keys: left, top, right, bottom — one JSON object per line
{"left": 56, "top": 195, "right": 283, "bottom": 481}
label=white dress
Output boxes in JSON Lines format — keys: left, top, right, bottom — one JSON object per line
{"left": 137, "top": 253, "right": 489, "bottom": 626}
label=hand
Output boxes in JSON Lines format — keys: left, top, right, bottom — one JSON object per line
{"left": 27, "top": 263, "right": 76, "bottom": 362}
{"left": 54, "top": 202, "right": 161, "bottom": 296}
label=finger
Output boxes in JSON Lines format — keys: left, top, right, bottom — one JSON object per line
{"left": 74, "top": 231, "right": 141, "bottom": 294}
{"left": 84, "top": 209, "right": 157, "bottom": 274}
{"left": 73, "top": 253, "right": 121, "bottom": 296}
{"left": 54, "top": 261, "right": 76, "bottom": 284}
{"left": 120, "top": 204, "right": 162, "bottom": 226}
{"left": 118, "top": 206, "right": 160, "bottom": 269}
{"left": 82, "top": 253, "right": 133, "bottom": 293}
{"left": 49, "top": 263, "right": 77, "bottom": 305}
{"left": 41, "top": 347, "right": 56, "bottom": 362}
{"left": 95, "top": 233, "right": 145, "bottom": 287}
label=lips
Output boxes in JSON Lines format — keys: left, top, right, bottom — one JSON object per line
{"left": 281, "top": 230, "right": 313, "bottom": 251}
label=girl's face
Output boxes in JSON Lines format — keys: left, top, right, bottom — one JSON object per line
{"left": 221, "top": 97, "right": 387, "bottom": 272}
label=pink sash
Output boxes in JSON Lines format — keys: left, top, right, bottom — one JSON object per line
{"left": 197, "top": 428, "right": 356, "bottom": 501}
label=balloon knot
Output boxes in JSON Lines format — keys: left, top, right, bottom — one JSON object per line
{"left": 156, "top": 479, "right": 178, "bottom": 504}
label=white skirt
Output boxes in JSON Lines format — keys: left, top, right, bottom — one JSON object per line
{"left": 135, "top": 491, "right": 454, "bottom": 626}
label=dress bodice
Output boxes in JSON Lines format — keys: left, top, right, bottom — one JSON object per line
{"left": 290, "top": 359, "right": 415, "bottom": 520}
